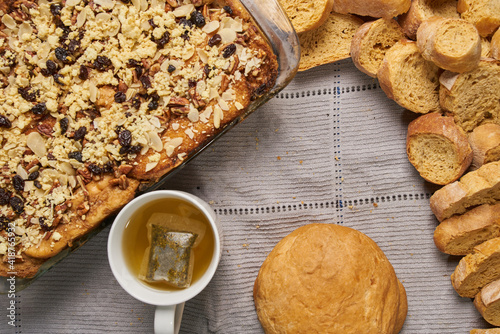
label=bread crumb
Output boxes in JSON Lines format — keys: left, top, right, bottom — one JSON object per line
{"left": 242, "top": 243, "right": 248, "bottom": 248}
{"left": 209, "top": 200, "right": 215, "bottom": 205}
{"left": 277, "top": 156, "right": 281, "bottom": 160}
{"left": 299, "top": 160, "right": 303, "bottom": 164}
{"left": 373, "top": 203, "right": 378, "bottom": 207}
{"left": 334, "top": 156, "right": 339, "bottom": 161}
{"left": 256, "top": 225, "right": 260, "bottom": 229}
{"left": 348, "top": 205, "right": 354, "bottom": 209}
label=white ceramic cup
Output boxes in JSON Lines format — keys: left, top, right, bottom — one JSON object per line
{"left": 108, "top": 190, "right": 222, "bottom": 334}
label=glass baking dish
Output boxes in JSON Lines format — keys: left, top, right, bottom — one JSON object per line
{"left": 0, "top": 0, "right": 299, "bottom": 293}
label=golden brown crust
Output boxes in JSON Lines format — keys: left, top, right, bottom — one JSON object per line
{"left": 474, "top": 278, "right": 500, "bottom": 326}
{"left": 253, "top": 223, "right": 407, "bottom": 334}
{"left": 433, "top": 203, "right": 500, "bottom": 255}
{"left": 406, "top": 112, "right": 472, "bottom": 185}
{"left": 469, "top": 124, "right": 500, "bottom": 170}
{"left": 0, "top": 0, "right": 278, "bottom": 278}
{"left": 350, "top": 18, "right": 405, "bottom": 78}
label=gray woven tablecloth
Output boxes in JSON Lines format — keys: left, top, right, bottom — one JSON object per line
{"left": 0, "top": 59, "right": 492, "bottom": 333}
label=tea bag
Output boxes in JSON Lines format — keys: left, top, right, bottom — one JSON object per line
{"left": 138, "top": 213, "right": 206, "bottom": 288}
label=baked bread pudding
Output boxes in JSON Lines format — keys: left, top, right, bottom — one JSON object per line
{"left": 0, "top": 0, "right": 278, "bottom": 277}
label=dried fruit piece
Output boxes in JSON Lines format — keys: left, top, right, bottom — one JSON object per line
{"left": 60, "top": 117, "right": 69, "bottom": 134}
{"left": 0, "top": 189, "right": 12, "bottom": 205}
{"left": 74, "top": 126, "right": 87, "bottom": 141}
{"left": 118, "top": 129, "right": 132, "bottom": 147}
{"left": 222, "top": 44, "right": 236, "bottom": 58}
{"left": 68, "top": 151, "right": 83, "bottom": 162}
{"left": 94, "top": 55, "right": 112, "bottom": 71}
{"left": 12, "top": 175, "right": 25, "bottom": 192}
{"left": 78, "top": 65, "right": 89, "bottom": 80}
{"left": 114, "top": 91, "right": 127, "bottom": 103}
{"left": 208, "top": 34, "right": 221, "bottom": 47}
{"left": 190, "top": 11, "right": 205, "bottom": 28}
{"left": 10, "top": 196, "right": 24, "bottom": 214}
{"left": 31, "top": 102, "right": 47, "bottom": 115}
{"left": 0, "top": 115, "right": 12, "bottom": 128}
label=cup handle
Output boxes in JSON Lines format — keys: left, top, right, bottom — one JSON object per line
{"left": 154, "top": 303, "right": 185, "bottom": 334}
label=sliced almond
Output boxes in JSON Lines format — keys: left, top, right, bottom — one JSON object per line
{"left": 1, "top": 14, "right": 16, "bottom": 30}
{"left": 145, "top": 161, "right": 158, "bottom": 172}
{"left": 26, "top": 132, "right": 47, "bottom": 158}
{"left": 173, "top": 4, "right": 194, "bottom": 17}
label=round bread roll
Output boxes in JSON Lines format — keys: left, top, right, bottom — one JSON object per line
{"left": 253, "top": 223, "right": 407, "bottom": 334}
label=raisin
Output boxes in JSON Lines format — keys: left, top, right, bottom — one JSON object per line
{"left": 46, "top": 60, "right": 58, "bottom": 75}
{"left": 34, "top": 180, "right": 42, "bottom": 189}
{"left": 55, "top": 47, "right": 70, "bottom": 63}
{"left": 74, "top": 126, "right": 87, "bottom": 141}
{"left": 50, "top": 3, "right": 62, "bottom": 16}
{"left": 188, "top": 79, "right": 196, "bottom": 88}
{"left": 128, "top": 59, "right": 141, "bottom": 67}
{"left": 10, "top": 196, "right": 24, "bottom": 214}
{"left": 31, "top": 102, "right": 47, "bottom": 115}
{"left": 18, "top": 86, "right": 38, "bottom": 102}
{"left": 179, "top": 18, "right": 193, "bottom": 28}
{"left": 88, "top": 163, "right": 102, "bottom": 175}
{"left": 131, "top": 97, "right": 141, "bottom": 109}
{"left": 40, "top": 68, "right": 51, "bottom": 77}
{"left": 223, "top": 5, "right": 233, "bottom": 15}
{"left": 0, "top": 189, "right": 11, "bottom": 205}
{"left": 60, "top": 117, "right": 69, "bottom": 134}
{"left": 114, "top": 91, "right": 126, "bottom": 103}
{"left": 181, "top": 30, "right": 190, "bottom": 41}
{"left": 94, "top": 55, "right": 112, "bottom": 71}
{"left": 190, "top": 11, "right": 205, "bottom": 28}
{"left": 28, "top": 171, "right": 39, "bottom": 181}
{"left": 119, "top": 146, "right": 130, "bottom": 155}
{"left": 135, "top": 66, "right": 143, "bottom": 78}
{"left": 208, "top": 34, "right": 221, "bottom": 47}
{"left": 68, "top": 151, "right": 83, "bottom": 162}
{"left": 140, "top": 76, "right": 151, "bottom": 89}
{"left": 78, "top": 65, "right": 89, "bottom": 80}
{"left": 0, "top": 115, "right": 12, "bottom": 128}
{"left": 204, "top": 64, "right": 210, "bottom": 77}
{"left": 102, "top": 161, "right": 114, "bottom": 173}
{"left": 150, "top": 93, "right": 160, "bottom": 101}
{"left": 39, "top": 217, "right": 50, "bottom": 231}
{"left": 0, "top": 216, "right": 9, "bottom": 230}
{"left": 68, "top": 39, "right": 80, "bottom": 54}
{"left": 167, "top": 65, "right": 176, "bottom": 73}
{"left": 12, "top": 175, "right": 25, "bottom": 192}
{"left": 222, "top": 44, "right": 236, "bottom": 58}
{"left": 128, "top": 145, "right": 142, "bottom": 154}
{"left": 53, "top": 73, "right": 65, "bottom": 85}
{"left": 148, "top": 18, "right": 158, "bottom": 28}
{"left": 148, "top": 100, "right": 158, "bottom": 111}
{"left": 118, "top": 129, "right": 132, "bottom": 147}
{"left": 155, "top": 32, "right": 170, "bottom": 48}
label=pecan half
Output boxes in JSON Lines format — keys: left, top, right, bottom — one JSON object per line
{"left": 189, "top": 87, "right": 206, "bottom": 109}
{"left": 168, "top": 96, "right": 189, "bottom": 107}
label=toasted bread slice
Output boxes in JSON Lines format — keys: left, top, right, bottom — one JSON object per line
{"left": 457, "top": 0, "right": 500, "bottom": 37}
{"left": 452, "top": 237, "right": 500, "bottom": 298}
{"left": 377, "top": 40, "right": 441, "bottom": 114}
{"left": 492, "top": 28, "right": 500, "bottom": 60}
{"left": 430, "top": 161, "right": 500, "bottom": 222}
{"left": 439, "top": 59, "right": 500, "bottom": 133}
{"left": 398, "top": 0, "right": 459, "bottom": 40}
{"left": 332, "top": 0, "right": 411, "bottom": 18}
{"left": 434, "top": 203, "right": 500, "bottom": 255}
{"left": 469, "top": 124, "right": 500, "bottom": 170}
{"left": 350, "top": 18, "right": 406, "bottom": 77}
{"left": 298, "top": 12, "right": 363, "bottom": 71}
{"left": 406, "top": 112, "right": 472, "bottom": 185}
{"left": 474, "top": 278, "right": 500, "bottom": 326}
{"left": 278, "top": 0, "right": 335, "bottom": 33}
{"left": 417, "top": 17, "right": 481, "bottom": 73}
